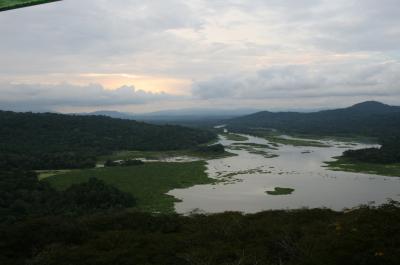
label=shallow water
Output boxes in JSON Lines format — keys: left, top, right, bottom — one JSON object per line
{"left": 168, "top": 134, "right": 400, "bottom": 214}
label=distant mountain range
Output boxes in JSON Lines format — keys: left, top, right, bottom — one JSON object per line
{"left": 79, "top": 108, "right": 261, "bottom": 122}
{"left": 78, "top": 111, "right": 136, "bottom": 120}
{"left": 77, "top": 102, "right": 400, "bottom": 136}
{"left": 226, "top": 101, "right": 400, "bottom": 137}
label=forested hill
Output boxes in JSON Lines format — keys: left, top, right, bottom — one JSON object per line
{"left": 227, "top": 101, "right": 400, "bottom": 137}
{"left": 0, "top": 111, "right": 216, "bottom": 170}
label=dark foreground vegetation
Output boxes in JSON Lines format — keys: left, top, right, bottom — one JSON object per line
{"left": 0, "top": 111, "right": 216, "bottom": 170}
{"left": 0, "top": 0, "right": 60, "bottom": 12}
{"left": 1, "top": 202, "right": 399, "bottom": 264}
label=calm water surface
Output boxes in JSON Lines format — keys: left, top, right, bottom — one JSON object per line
{"left": 168, "top": 134, "right": 400, "bottom": 213}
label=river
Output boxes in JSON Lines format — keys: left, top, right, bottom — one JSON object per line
{"left": 168, "top": 134, "right": 400, "bottom": 214}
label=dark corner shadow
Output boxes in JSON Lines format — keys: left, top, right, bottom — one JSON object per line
{"left": 0, "top": 0, "right": 62, "bottom": 12}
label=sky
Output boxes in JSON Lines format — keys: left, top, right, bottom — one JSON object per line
{"left": 0, "top": 0, "right": 399, "bottom": 113}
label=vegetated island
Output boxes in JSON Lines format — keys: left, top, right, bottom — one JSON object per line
{"left": 266, "top": 187, "right": 295, "bottom": 195}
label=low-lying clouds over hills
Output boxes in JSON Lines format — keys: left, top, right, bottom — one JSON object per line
{"left": 0, "top": 83, "right": 181, "bottom": 112}
{"left": 0, "top": 0, "right": 399, "bottom": 112}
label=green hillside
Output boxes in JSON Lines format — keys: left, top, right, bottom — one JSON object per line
{"left": 0, "top": 111, "right": 216, "bottom": 170}
{"left": 227, "top": 101, "right": 400, "bottom": 137}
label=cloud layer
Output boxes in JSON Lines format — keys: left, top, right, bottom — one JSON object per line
{"left": 192, "top": 60, "right": 400, "bottom": 100}
{"left": 0, "top": 0, "right": 399, "bottom": 111}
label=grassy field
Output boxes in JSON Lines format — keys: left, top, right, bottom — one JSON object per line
{"left": 222, "top": 133, "right": 249, "bottom": 141}
{"left": 45, "top": 161, "right": 215, "bottom": 213}
{"left": 266, "top": 187, "right": 295, "bottom": 195}
{"left": 325, "top": 156, "right": 400, "bottom": 177}
{"left": 0, "top": 0, "right": 60, "bottom": 11}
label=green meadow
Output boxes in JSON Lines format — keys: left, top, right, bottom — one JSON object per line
{"left": 45, "top": 161, "right": 215, "bottom": 213}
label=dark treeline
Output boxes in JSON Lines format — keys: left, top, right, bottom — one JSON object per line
{"left": 1, "top": 200, "right": 399, "bottom": 265}
{"left": 343, "top": 136, "right": 400, "bottom": 164}
{"left": 228, "top": 101, "right": 400, "bottom": 164}
{"left": 0, "top": 152, "right": 97, "bottom": 171}
{"left": 105, "top": 159, "right": 144, "bottom": 167}
{"left": 0, "top": 170, "right": 135, "bottom": 224}
{"left": 0, "top": 111, "right": 216, "bottom": 170}
{"left": 195, "top": 143, "right": 225, "bottom": 153}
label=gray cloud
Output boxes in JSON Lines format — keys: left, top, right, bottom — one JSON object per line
{"left": 0, "top": 83, "right": 180, "bottom": 111}
{"left": 192, "top": 61, "right": 400, "bottom": 100}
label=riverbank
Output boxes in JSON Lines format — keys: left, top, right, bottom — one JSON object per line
{"left": 243, "top": 130, "right": 332, "bottom": 147}
{"left": 325, "top": 156, "right": 400, "bottom": 177}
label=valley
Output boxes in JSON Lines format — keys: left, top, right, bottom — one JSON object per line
{"left": 1, "top": 103, "right": 399, "bottom": 265}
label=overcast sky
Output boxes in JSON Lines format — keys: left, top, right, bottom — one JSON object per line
{"left": 1, "top": 0, "right": 399, "bottom": 113}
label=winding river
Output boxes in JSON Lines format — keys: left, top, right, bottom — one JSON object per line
{"left": 169, "top": 134, "right": 400, "bottom": 214}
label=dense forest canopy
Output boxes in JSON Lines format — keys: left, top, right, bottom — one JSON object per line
{"left": 0, "top": 111, "right": 216, "bottom": 170}
{"left": 343, "top": 135, "right": 400, "bottom": 164}
{"left": 0, "top": 170, "right": 135, "bottom": 224}
{"left": 1, "top": 195, "right": 399, "bottom": 265}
